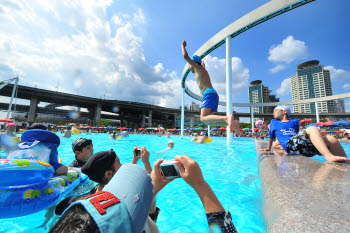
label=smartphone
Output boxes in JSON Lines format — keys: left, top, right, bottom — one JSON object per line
{"left": 159, "top": 159, "right": 181, "bottom": 179}
{"left": 136, "top": 148, "right": 141, "bottom": 157}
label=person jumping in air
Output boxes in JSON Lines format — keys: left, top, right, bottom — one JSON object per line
{"left": 182, "top": 40, "right": 238, "bottom": 132}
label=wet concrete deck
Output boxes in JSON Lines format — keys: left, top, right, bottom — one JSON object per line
{"left": 255, "top": 139, "right": 350, "bottom": 232}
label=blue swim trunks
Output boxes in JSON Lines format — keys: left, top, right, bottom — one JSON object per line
{"left": 201, "top": 88, "right": 219, "bottom": 112}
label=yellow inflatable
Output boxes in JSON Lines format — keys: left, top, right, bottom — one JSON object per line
{"left": 117, "top": 136, "right": 121, "bottom": 139}
{"left": 71, "top": 128, "right": 81, "bottom": 135}
{"left": 195, "top": 137, "right": 212, "bottom": 143}
{"left": 204, "top": 137, "right": 213, "bottom": 143}
{"left": 58, "top": 158, "right": 62, "bottom": 164}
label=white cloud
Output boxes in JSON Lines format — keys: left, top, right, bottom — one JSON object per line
{"left": 269, "top": 64, "right": 286, "bottom": 73}
{"left": 324, "top": 65, "right": 350, "bottom": 82}
{"left": 276, "top": 78, "right": 291, "bottom": 97}
{"left": 343, "top": 83, "right": 350, "bottom": 90}
{"left": 0, "top": 0, "right": 183, "bottom": 108}
{"left": 202, "top": 55, "right": 249, "bottom": 97}
{"left": 268, "top": 35, "right": 307, "bottom": 64}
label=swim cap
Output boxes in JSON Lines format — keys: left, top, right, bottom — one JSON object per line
{"left": 191, "top": 55, "right": 201, "bottom": 64}
{"left": 274, "top": 105, "right": 291, "bottom": 116}
{"left": 168, "top": 140, "right": 174, "bottom": 144}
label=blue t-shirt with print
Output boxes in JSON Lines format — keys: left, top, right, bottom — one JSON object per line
{"left": 269, "top": 119, "right": 300, "bottom": 151}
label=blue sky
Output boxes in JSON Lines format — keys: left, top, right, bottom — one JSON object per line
{"left": 0, "top": 0, "right": 349, "bottom": 115}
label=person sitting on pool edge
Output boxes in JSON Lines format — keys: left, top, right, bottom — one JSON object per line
{"left": 69, "top": 138, "right": 94, "bottom": 167}
{"left": 181, "top": 40, "right": 239, "bottom": 133}
{"left": 261, "top": 105, "right": 350, "bottom": 163}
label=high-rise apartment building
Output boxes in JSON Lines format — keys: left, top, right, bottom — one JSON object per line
{"left": 334, "top": 99, "right": 345, "bottom": 113}
{"left": 248, "top": 80, "right": 280, "bottom": 114}
{"left": 291, "top": 60, "right": 335, "bottom": 113}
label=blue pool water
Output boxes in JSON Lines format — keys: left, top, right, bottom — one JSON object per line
{"left": 0, "top": 134, "right": 264, "bottom": 233}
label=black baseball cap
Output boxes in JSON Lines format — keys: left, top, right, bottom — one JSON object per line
{"left": 81, "top": 149, "right": 116, "bottom": 183}
{"left": 72, "top": 138, "right": 93, "bottom": 152}
{"left": 27, "top": 124, "right": 47, "bottom": 130}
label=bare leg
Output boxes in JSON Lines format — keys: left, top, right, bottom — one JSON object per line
{"left": 200, "top": 108, "right": 235, "bottom": 132}
{"left": 305, "top": 126, "right": 349, "bottom": 162}
{"left": 272, "top": 138, "right": 284, "bottom": 150}
{"left": 323, "top": 135, "right": 347, "bottom": 157}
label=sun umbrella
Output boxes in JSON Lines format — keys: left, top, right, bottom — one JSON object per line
{"left": 211, "top": 128, "right": 219, "bottom": 130}
{"left": 335, "top": 131, "right": 344, "bottom": 134}
{"left": 316, "top": 122, "right": 326, "bottom": 127}
{"left": 323, "top": 121, "right": 335, "bottom": 126}
{"left": 300, "top": 119, "right": 313, "bottom": 123}
{"left": 138, "top": 128, "right": 145, "bottom": 130}
{"left": 331, "top": 121, "right": 350, "bottom": 127}
{"left": 218, "top": 128, "right": 226, "bottom": 130}
{"left": 305, "top": 123, "right": 320, "bottom": 128}
{"left": 243, "top": 128, "right": 250, "bottom": 131}
{"left": 0, "top": 118, "right": 13, "bottom": 123}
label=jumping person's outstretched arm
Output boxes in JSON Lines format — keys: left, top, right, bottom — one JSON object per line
{"left": 182, "top": 40, "right": 200, "bottom": 67}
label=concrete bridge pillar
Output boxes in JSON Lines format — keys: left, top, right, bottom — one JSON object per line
{"left": 148, "top": 110, "right": 152, "bottom": 127}
{"left": 141, "top": 111, "right": 146, "bottom": 128}
{"left": 190, "top": 116, "right": 194, "bottom": 128}
{"left": 93, "top": 104, "right": 101, "bottom": 125}
{"left": 174, "top": 113, "right": 177, "bottom": 128}
{"left": 28, "top": 96, "right": 38, "bottom": 123}
{"left": 120, "top": 112, "right": 124, "bottom": 127}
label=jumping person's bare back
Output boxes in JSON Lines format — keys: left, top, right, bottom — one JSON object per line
{"left": 192, "top": 61, "right": 213, "bottom": 94}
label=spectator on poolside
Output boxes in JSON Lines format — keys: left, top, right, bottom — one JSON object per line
{"left": 181, "top": 40, "right": 239, "bottom": 133}
{"left": 69, "top": 138, "right": 93, "bottom": 167}
{"left": 261, "top": 105, "right": 350, "bottom": 163}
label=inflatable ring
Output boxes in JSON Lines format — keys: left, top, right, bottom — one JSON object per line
{"left": 71, "top": 128, "right": 81, "bottom": 135}
{"left": 195, "top": 137, "right": 212, "bottom": 143}
{"left": 58, "top": 158, "right": 62, "bottom": 164}
{"left": 0, "top": 159, "right": 89, "bottom": 218}
{"left": 117, "top": 136, "right": 121, "bottom": 139}
{"left": 204, "top": 137, "right": 212, "bottom": 143}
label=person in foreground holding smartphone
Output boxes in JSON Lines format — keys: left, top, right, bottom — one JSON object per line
{"left": 156, "top": 156, "right": 237, "bottom": 232}
{"left": 172, "top": 155, "right": 238, "bottom": 233}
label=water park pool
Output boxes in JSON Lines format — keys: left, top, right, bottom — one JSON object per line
{"left": 0, "top": 134, "right": 264, "bottom": 233}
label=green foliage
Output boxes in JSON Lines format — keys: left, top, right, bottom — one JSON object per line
{"left": 98, "top": 119, "right": 112, "bottom": 126}
{"left": 239, "top": 123, "right": 251, "bottom": 129}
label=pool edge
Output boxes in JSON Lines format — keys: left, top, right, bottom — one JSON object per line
{"left": 255, "top": 139, "right": 350, "bottom": 233}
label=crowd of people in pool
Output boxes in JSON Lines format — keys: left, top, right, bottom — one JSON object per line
{"left": 0, "top": 40, "right": 349, "bottom": 232}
